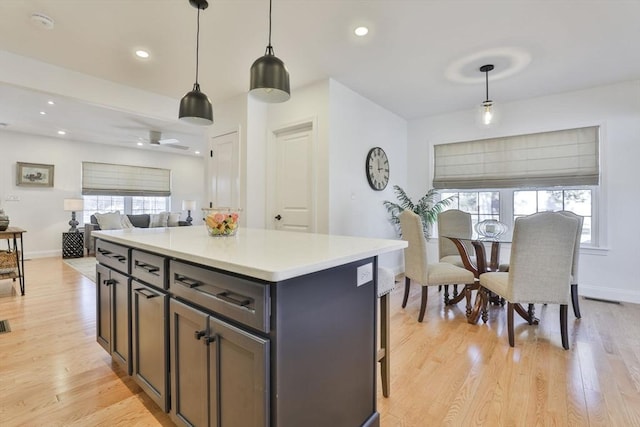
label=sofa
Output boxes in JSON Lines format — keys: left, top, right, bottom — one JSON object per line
{"left": 84, "top": 211, "right": 190, "bottom": 255}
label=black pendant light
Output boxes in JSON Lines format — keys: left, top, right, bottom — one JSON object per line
{"left": 179, "top": 0, "right": 213, "bottom": 125}
{"left": 249, "top": 0, "right": 290, "bottom": 103}
{"left": 479, "top": 64, "right": 495, "bottom": 126}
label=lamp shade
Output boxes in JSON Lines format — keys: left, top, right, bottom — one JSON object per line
{"left": 249, "top": 53, "right": 291, "bottom": 103}
{"left": 182, "top": 200, "right": 197, "bottom": 211}
{"left": 179, "top": 84, "right": 213, "bottom": 125}
{"left": 63, "top": 198, "right": 84, "bottom": 212}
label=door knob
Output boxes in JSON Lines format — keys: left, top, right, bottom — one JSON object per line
{"left": 275, "top": 214, "right": 282, "bottom": 221}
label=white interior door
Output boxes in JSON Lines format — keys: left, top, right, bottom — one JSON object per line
{"left": 271, "top": 124, "right": 315, "bottom": 232}
{"left": 208, "top": 131, "right": 239, "bottom": 210}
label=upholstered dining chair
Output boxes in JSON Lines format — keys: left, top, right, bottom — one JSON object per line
{"left": 478, "top": 212, "right": 579, "bottom": 349}
{"left": 437, "top": 209, "right": 474, "bottom": 267}
{"left": 558, "top": 211, "right": 584, "bottom": 318}
{"left": 399, "top": 210, "right": 475, "bottom": 322}
{"left": 435, "top": 209, "right": 475, "bottom": 305}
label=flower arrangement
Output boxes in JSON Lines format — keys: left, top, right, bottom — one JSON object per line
{"left": 203, "top": 209, "right": 240, "bottom": 237}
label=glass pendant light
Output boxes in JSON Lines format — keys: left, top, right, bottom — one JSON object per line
{"left": 478, "top": 64, "right": 497, "bottom": 127}
{"left": 249, "top": 0, "right": 290, "bottom": 103}
{"left": 179, "top": 0, "right": 213, "bottom": 125}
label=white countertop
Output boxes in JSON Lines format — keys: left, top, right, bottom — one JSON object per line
{"left": 94, "top": 226, "right": 406, "bottom": 282}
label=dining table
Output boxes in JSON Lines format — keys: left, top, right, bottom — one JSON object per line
{"left": 443, "top": 235, "right": 511, "bottom": 324}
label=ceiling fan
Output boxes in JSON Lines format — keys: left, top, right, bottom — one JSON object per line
{"left": 145, "top": 130, "right": 189, "bottom": 150}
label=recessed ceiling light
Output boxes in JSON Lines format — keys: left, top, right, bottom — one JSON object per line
{"left": 31, "top": 13, "right": 55, "bottom": 30}
{"left": 194, "top": 151, "right": 200, "bottom": 155}
{"left": 354, "top": 26, "right": 369, "bottom": 37}
{"left": 39, "top": 111, "right": 46, "bottom": 115}
{"left": 47, "top": 100, "right": 55, "bottom": 105}
{"left": 137, "top": 142, "right": 144, "bottom": 146}
{"left": 57, "top": 130, "right": 66, "bottom": 135}
{"left": 135, "top": 50, "right": 150, "bottom": 59}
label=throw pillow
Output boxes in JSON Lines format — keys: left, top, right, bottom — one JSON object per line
{"left": 167, "top": 212, "right": 181, "bottom": 227}
{"left": 121, "top": 215, "right": 135, "bottom": 229}
{"left": 149, "top": 212, "right": 168, "bottom": 228}
{"left": 95, "top": 211, "right": 123, "bottom": 230}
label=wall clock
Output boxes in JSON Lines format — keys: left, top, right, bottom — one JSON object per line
{"left": 365, "top": 147, "right": 389, "bottom": 191}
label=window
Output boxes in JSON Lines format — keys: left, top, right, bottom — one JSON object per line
{"left": 514, "top": 188, "right": 593, "bottom": 243}
{"left": 440, "top": 191, "right": 500, "bottom": 228}
{"left": 131, "top": 197, "right": 168, "bottom": 215}
{"left": 82, "top": 195, "right": 169, "bottom": 224}
{"left": 438, "top": 187, "right": 596, "bottom": 246}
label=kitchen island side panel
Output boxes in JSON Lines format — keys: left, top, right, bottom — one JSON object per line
{"left": 272, "top": 257, "right": 378, "bottom": 427}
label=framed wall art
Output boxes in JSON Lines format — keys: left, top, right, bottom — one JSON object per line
{"left": 16, "top": 162, "right": 54, "bottom": 187}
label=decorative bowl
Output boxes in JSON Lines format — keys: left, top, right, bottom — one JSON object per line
{"left": 474, "top": 219, "right": 508, "bottom": 239}
{"left": 203, "top": 208, "right": 240, "bottom": 237}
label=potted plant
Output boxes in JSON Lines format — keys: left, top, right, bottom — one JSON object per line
{"left": 383, "top": 185, "right": 456, "bottom": 238}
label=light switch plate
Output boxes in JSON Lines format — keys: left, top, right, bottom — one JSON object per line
{"left": 357, "top": 263, "right": 373, "bottom": 287}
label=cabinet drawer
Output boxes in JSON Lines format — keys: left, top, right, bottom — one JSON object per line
{"left": 96, "top": 240, "right": 130, "bottom": 274}
{"left": 169, "top": 260, "right": 270, "bottom": 334}
{"left": 131, "top": 249, "right": 167, "bottom": 290}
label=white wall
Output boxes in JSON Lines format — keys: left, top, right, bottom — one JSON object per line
{"left": 1, "top": 131, "right": 205, "bottom": 258}
{"left": 408, "top": 80, "right": 640, "bottom": 303}
{"left": 328, "top": 80, "right": 407, "bottom": 272}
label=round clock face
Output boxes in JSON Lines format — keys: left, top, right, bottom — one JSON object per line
{"left": 365, "top": 147, "right": 389, "bottom": 191}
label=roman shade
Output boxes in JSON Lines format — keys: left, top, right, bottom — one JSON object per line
{"left": 82, "top": 162, "right": 171, "bottom": 196}
{"left": 433, "top": 126, "right": 599, "bottom": 189}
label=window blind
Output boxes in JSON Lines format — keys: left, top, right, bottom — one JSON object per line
{"left": 433, "top": 126, "right": 599, "bottom": 189}
{"left": 82, "top": 162, "right": 171, "bottom": 196}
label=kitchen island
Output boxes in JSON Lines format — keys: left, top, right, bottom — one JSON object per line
{"left": 93, "top": 226, "right": 406, "bottom": 427}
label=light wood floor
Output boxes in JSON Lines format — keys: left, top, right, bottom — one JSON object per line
{"left": 1, "top": 258, "right": 639, "bottom": 426}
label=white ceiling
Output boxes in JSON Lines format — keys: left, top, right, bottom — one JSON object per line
{"left": 1, "top": 0, "right": 639, "bottom": 154}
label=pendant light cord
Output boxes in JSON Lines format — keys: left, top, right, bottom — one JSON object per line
{"left": 485, "top": 69, "right": 489, "bottom": 102}
{"left": 265, "top": 0, "right": 274, "bottom": 55}
{"left": 195, "top": 6, "right": 201, "bottom": 86}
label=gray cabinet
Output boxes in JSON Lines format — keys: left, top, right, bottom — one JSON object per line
{"left": 170, "top": 299, "right": 270, "bottom": 427}
{"left": 96, "top": 263, "right": 131, "bottom": 374}
{"left": 131, "top": 279, "right": 169, "bottom": 412}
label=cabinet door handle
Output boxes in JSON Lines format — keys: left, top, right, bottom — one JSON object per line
{"left": 216, "top": 291, "right": 251, "bottom": 308}
{"left": 194, "top": 330, "right": 206, "bottom": 340}
{"left": 135, "top": 261, "right": 160, "bottom": 274}
{"left": 114, "top": 255, "right": 126, "bottom": 263}
{"left": 203, "top": 333, "right": 217, "bottom": 346}
{"left": 98, "top": 248, "right": 112, "bottom": 256}
{"left": 175, "top": 274, "right": 202, "bottom": 288}
{"left": 104, "top": 278, "right": 116, "bottom": 286}
{"left": 134, "top": 288, "right": 158, "bottom": 299}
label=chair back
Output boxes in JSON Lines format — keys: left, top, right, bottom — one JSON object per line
{"left": 399, "top": 210, "right": 429, "bottom": 284}
{"left": 437, "top": 209, "right": 472, "bottom": 259}
{"left": 508, "top": 212, "right": 579, "bottom": 304}
{"left": 558, "top": 211, "right": 584, "bottom": 285}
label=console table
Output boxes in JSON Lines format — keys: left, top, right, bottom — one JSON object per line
{"left": 0, "top": 227, "right": 26, "bottom": 295}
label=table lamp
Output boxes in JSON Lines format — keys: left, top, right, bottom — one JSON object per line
{"left": 64, "top": 198, "right": 84, "bottom": 232}
{"left": 182, "top": 200, "right": 196, "bottom": 225}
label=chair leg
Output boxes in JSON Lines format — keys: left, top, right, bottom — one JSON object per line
{"left": 402, "top": 277, "right": 411, "bottom": 308}
{"left": 438, "top": 285, "right": 442, "bottom": 292}
{"left": 379, "top": 293, "right": 390, "bottom": 397}
{"left": 507, "top": 302, "right": 515, "bottom": 347}
{"left": 571, "top": 284, "right": 581, "bottom": 318}
{"left": 418, "top": 286, "right": 429, "bottom": 322}
{"left": 560, "top": 304, "right": 569, "bottom": 350}
{"left": 443, "top": 285, "right": 450, "bottom": 304}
